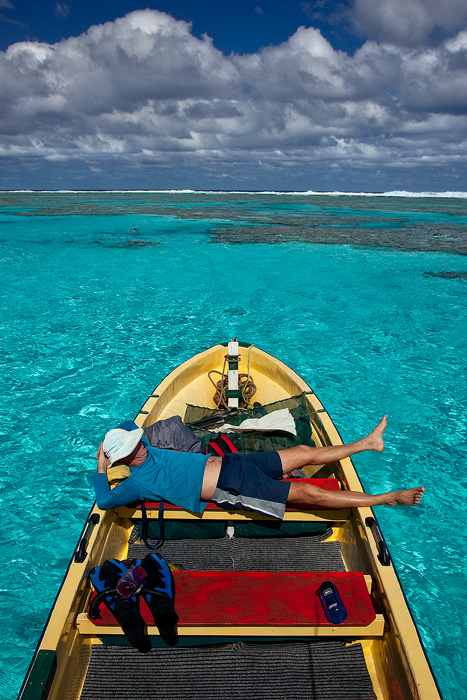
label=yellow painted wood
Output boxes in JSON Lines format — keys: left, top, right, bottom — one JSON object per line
{"left": 114, "top": 505, "right": 351, "bottom": 523}
{"left": 354, "top": 640, "right": 388, "bottom": 700}
{"left": 26, "top": 508, "right": 132, "bottom": 700}
{"left": 354, "top": 505, "right": 443, "bottom": 700}
{"left": 75, "top": 613, "right": 385, "bottom": 638}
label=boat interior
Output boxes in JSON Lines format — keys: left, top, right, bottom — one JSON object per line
{"left": 20, "top": 342, "right": 440, "bottom": 700}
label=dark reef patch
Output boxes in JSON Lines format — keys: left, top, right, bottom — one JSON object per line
{"left": 106, "top": 239, "right": 162, "bottom": 248}
{"left": 423, "top": 271, "right": 467, "bottom": 279}
{"left": 208, "top": 223, "right": 467, "bottom": 255}
{"left": 2, "top": 191, "right": 466, "bottom": 255}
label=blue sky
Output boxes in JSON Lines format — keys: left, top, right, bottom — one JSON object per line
{"left": 0, "top": 1, "right": 362, "bottom": 55}
{"left": 1, "top": 0, "right": 467, "bottom": 191}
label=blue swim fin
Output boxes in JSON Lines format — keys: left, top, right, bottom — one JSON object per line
{"left": 89, "top": 559, "right": 131, "bottom": 613}
{"left": 89, "top": 559, "right": 150, "bottom": 653}
{"left": 134, "top": 553, "right": 179, "bottom": 646}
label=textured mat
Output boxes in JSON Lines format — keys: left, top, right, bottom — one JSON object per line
{"left": 81, "top": 641, "right": 376, "bottom": 700}
{"left": 128, "top": 532, "right": 345, "bottom": 572}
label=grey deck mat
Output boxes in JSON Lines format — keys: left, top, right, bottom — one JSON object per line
{"left": 127, "top": 532, "right": 345, "bottom": 571}
{"left": 81, "top": 641, "right": 376, "bottom": 700}
{"left": 83, "top": 532, "right": 374, "bottom": 698}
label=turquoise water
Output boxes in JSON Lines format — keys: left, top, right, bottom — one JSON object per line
{"left": 1, "top": 191, "right": 466, "bottom": 700}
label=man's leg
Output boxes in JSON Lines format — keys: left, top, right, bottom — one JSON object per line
{"left": 278, "top": 415, "right": 387, "bottom": 475}
{"left": 287, "top": 480, "right": 424, "bottom": 508}
{"left": 279, "top": 414, "right": 424, "bottom": 508}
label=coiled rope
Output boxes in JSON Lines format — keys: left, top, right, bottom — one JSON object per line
{"left": 208, "top": 345, "right": 257, "bottom": 409}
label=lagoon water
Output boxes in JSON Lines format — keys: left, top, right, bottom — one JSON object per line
{"left": 1, "top": 190, "right": 466, "bottom": 700}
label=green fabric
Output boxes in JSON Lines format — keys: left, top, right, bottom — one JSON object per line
{"left": 185, "top": 393, "right": 315, "bottom": 453}
{"left": 233, "top": 521, "right": 328, "bottom": 538}
{"left": 138, "top": 519, "right": 226, "bottom": 540}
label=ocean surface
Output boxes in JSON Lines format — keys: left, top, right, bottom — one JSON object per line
{"left": 1, "top": 190, "right": 466, "bottom": 700}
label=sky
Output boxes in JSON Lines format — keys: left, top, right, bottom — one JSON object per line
{"left": 0, "top": 0, "right": 467, "bottom": 191}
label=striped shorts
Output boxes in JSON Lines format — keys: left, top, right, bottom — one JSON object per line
{"left": 211, "top": 451, "right": 290, "bottom": 520}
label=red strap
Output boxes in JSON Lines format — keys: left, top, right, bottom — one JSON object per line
{"left": 208, "top": 441, "right": 225, "bottom": 457}
{"left": 218, "top": 434, "right": 238, "bottom": 452}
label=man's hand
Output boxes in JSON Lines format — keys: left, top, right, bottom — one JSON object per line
{"left": 96, "top": 442, "right": 110, "bottom": 473}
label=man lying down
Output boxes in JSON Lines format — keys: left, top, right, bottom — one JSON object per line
{"left": 93, "top": 415, "right": 424, "bottom": 519}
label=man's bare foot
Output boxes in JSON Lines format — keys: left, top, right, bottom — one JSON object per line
{"left": 385, "top": 486, "right": 425, "bottom": 506}
{"left": 364, "top": 415, "right": 387, "bottom": 452}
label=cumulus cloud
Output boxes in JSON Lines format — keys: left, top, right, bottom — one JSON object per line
{"left": 351, "top": 0, "right": 467, "bottom": 47}
{"left": 0, "top": 6, "right": 466, "bottom": 188}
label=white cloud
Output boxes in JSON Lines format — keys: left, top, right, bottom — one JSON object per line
{"left": 352, "top": 0, "right": 467, "bottom": 47}
{"left": 0, "top": 7, "right": 466, "bottom": 187}
{"left": 54, "top": 2, "right": 70, "bottom": 19}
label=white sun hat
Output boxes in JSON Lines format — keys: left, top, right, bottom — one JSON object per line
{"left": 103, "top": 427, "right": 144, "bottom": 465}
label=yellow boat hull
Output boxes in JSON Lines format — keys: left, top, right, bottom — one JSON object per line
{"left": 19, "top": 341, "right": 441, "bottom": 700}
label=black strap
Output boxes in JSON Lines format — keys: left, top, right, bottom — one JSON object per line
{"left": 207, "top": 434, "right": 239, "bottom": 456}
{"left": 89, "top": 588, "right": 116, "bottom": 620}
{"left": 89, "top": 586, "right": 168, "bottom": 620}
{"left": 141, "top": 500, "right": 165, "bottom": 550}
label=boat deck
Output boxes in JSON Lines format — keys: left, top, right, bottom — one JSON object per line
{"left": 81, "top": 640, "right": 377, "bottom": 700}
{"left": 127, "top": 527, "right": 344, "bottom": 569}
{"left": 80, "top": 530, "right": 378, "bottom": 700}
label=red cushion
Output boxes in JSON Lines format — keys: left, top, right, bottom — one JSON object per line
{"left": 137, "top": 478, "right": 340, "bottom": 511}
{"left": 89, "top": 570, "right": 374, "bottom": 628}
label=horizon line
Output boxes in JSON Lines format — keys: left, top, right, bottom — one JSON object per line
{"left": 1, "top": 189, "right": 467, "bottom": 199}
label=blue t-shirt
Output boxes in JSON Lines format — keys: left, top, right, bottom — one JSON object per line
{"left": 93, "top": 433, "right": 209, "bottom": 514}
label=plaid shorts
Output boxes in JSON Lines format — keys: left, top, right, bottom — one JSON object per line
{"left": 210, "top": 451, "right": 290, "bottom": 520}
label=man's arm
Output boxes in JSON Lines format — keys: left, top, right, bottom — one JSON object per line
{"left": 93, "top": 442, "right": 140, "bottom": 509}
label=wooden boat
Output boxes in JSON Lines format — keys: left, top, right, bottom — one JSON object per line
{"left": 19, "top": 340, "right": 442, "bottom": 700}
